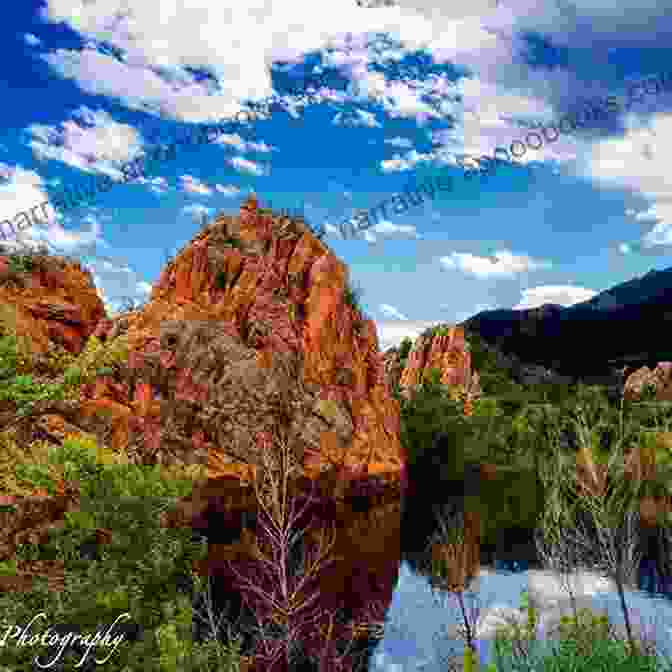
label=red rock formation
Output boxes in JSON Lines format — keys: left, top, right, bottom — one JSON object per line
{"left": 623, "top": 362, "right": 672, "bottom": 401}
{"left": 380, "top": 346, "right": 403, "bottom": 393}
{"left": 392, "top": 325, "right": 481, "bottom": 413}
{"left": 3, "top": 197, "right": 404, "bottom": 497}
{"left": 0, "top": 250, "right": 104, "bottom": 354}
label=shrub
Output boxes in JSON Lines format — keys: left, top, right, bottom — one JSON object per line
{"left": 0, "top": 373, "right": 67, "bottom": 416}
{"left": 423, "top": 366, "right": 443, "bottom": 387}
{"left": 398, "top": 337, "right": 413, "bottom": 366}
{"left": 63, "top": 333, "right": 130, "bottom": 389}
{"left": 222, "top": 234, "right": 243, "bottom": 249}
{"left": 0, "top": 433, "right": 225, "bottom": 672}
{"left": 215, "top": 269, "right": 228, "bottom": 290}
{"left": 7, "top": 254, "right": 35, "bottom": 274}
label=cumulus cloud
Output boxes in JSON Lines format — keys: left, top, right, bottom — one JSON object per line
{"left": 182, "top": 203, "right": 214, "bottom": 222}
{"left": 385, "top": 136, "right": 414, "bottom": 148}
{"left": 512, "top": 285, "right": 597, "bottom": 309}
{"left": 379, "top": 303, "right": 409, "bottom": 320}
{"left": 581, "top": 113, "right": 672, "bottom": 253}
{"left": 229, "top": 156, "right": 266, "bottom": 176}
{"left": 215, "top": 184, "right": 242, "bottom": 196}
{"left": 332, "top": 109, "right": 382, "bottom": 127}
{"left": 0, "top": 164, "right": 60, "bottom": 243}
{"left": 440, "top": 249, "right": 552, "bottom": 278}
{"left": 214, "top": 133, "right": 275, "bottom": 153}
{"left": 355, "top": 218, "right": 422, "bottom": 243}
{"left": 24, "top": 33, "right": 42, "bottom": 47}
{"left": 26, "top": 107, "right": 144, "bottom": 180}
{"left": 179, "top": 174, "right": 213, "bottom": 196}
{"left": 375, "top": 319, "right": 442, "bottom": 351}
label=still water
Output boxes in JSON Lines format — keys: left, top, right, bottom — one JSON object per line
{"left": 200, "top": 471, "right": 672, "bottom": 671}
{"left": 369, "top": 561, "right": 672, "bottom": 671}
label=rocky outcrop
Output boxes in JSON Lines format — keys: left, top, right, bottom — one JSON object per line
{"left": 623, "top": 362, "right": 672, "bottom": 401}
{"left": 395, "top": 325, "right": 481, "bottom": 410}
{"left": 0, "top": 249, "right": 105, "bottom": 354}
{"left": 2, "top": 196, "right": 404, "bottom": 499}
{"left": 380, "top": 346, "right": 403, "bottom": 393}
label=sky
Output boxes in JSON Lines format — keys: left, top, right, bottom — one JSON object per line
{"left": 1, "top": 0, "right": 671, "bottom": 351}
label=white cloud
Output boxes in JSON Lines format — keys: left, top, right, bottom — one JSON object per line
{"left": 375, "top": 319, "right": 442, "bottom": 351}
{"left": 581, "top": 112, "right": 672, "bottom": 252}
{"left": 182, "top": 203, "right": 214, "bottom": 222}
{"left": 24, "top": 33, "right": 42, "bottom": 47}
{"left": 324, "top": 221, "right": 344, "bottom": 238}
{"left": 36, "top": 0, "right": 373, "bottom": 125}
{"left": 512, "top": 285, "right": 597, "bottom": 309}
{"left": 213, "top": 133, "right": 275, "bottom": 153}
{"left": 379, "top": 303, "right": 409, "bottom": 320}
{"left": 385, "top": 136, "right": 414, "bottom": 148}
{"left": 440, "top": 249, "right": 552, "bottom": 278}
{"left": 179, "top": 174, "right": 213, "bottom": 196}
{"left": 27, "top": 107, "right": 144, "bottom": 181}
{"left": 356, "top": 219, "right": 422, "bottom": 243}
{"left": 0, "top": 164, "right": 60, "bottom": 244}
{"left": 215, "top": 184, "right": 241, "bottom": 196}
{"left": 332, "top": 109, "right": 382, "bottom": 127}
{"left": 229, "top": 156, "right": 266, "bottom": 176}
{"left": 380, "top": 149, "right": 436, "bottom": 173}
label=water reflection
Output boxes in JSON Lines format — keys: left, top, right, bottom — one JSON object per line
{"left": 193, "top": 469, "right": 671, "bottom": 671}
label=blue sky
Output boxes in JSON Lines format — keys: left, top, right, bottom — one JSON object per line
{"left": 1, "top": 0, "right": 671, "bottom": 351}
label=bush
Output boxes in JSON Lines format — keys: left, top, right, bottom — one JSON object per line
{"left": 7, "top": 254, "right": 35, "bottom": 274}
{"left": 398, "top": 337, "right": 413, "bottom": 366}
{"left": 0, "top": 433, "right": 232, "bottom": 672}
{"left": 0, "top": 373, "right": 67, "bottom": 416}
{"left": 63, "top": 333, "right": 130, "bottom": 388}
{"left": 215, "top": 269, "right": 228, "bottom": 290}
{"left": 222, "top": 235, "right": 243, "bottom": 249}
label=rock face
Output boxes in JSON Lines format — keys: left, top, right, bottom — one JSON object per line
{"left": 394, "top": 325, "right": 481, "bottom": 410}
{"left": 380, "top": 346, "right": 403, "bottom": 393}
{"left": 0, "top": 249, "right": 104, "bottom": 354}
{"left": 623, "top": 362, "right": 672, "bottom": 401}
{"left": 2, "top": 196, "right": 404, "bottom": 497}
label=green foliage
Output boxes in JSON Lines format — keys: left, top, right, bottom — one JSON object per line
{"left": 70, "top": 334, "right": 129, "bottom": 381}
{"left": 428, "top": 324, "right": 451, "bottom": 338}
{"left": 423, "top": 366, "right": 443, "bottom": 387}
{"left": 399, "top": 378, "right": 468, "bottom": 470}
{"left": 0, "top": 433, "right": 237, "bottom": 672}
{"left": 215, "top": 269, "right": 228, "bottom": 290}
{"left": 7, "top": 254, "right": 35, "bottom": 274}
{"left": 0, "top": 333, "right": 20, "bottom": 379}
{"left": 222, "top": 234, "right": 243, "bottom": 249}
{"left": 463, "top": 329, "right": 521, "bottom": 396}
{"left": 398, "top": 336, "right": 413, "bottom": 366}
{"left": 641, "top": 382, "right": 658, "bottom": 402}
{"left": 0, "top": 373, "right": 67, "bottom": 416}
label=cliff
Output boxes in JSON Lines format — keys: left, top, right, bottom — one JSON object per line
{"left": 382, "top": 325, "right": 481, "bottom": 414}
{"left": 0, "top": 248, "right": 104, "bottom": 356}
{"left": 1, "top": 196, "right": 404, "bottom": 498}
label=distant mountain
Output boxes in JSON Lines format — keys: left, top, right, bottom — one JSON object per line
{"left": 461, "top": 268, "right": 672, "bottom": 378}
